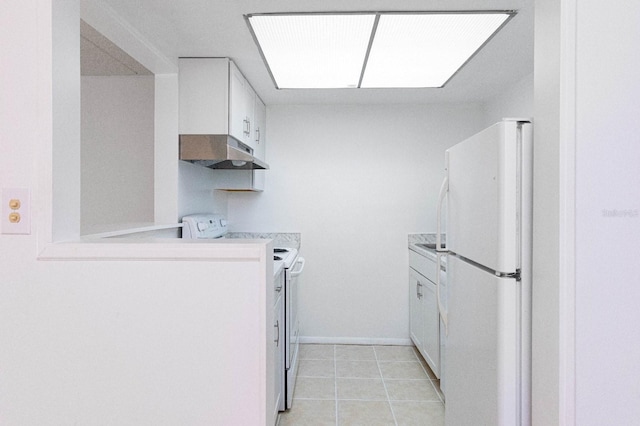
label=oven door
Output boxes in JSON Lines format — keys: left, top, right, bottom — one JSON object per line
{"left": 285, "top": 256, "right": 305, "bottom": 369}
{"left": 285, "top": 256, "right": 305, "bottom": 408}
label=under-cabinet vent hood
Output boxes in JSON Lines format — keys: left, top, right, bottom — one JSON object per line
{"left": 179, "top": 135, "right": 269, "bottom": 170}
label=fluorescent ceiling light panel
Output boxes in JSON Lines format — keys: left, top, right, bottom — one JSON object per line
{"left": 361, "top": 13, "right": 510, "bottom": 88}
{"left": 248, "top": 14, "right": 375, "bottom": 88}
{"left": 246, "top": 12, "right": 513, "bottom": 89}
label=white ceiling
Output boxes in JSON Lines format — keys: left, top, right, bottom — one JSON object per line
{"left": 94, "top": 0, "right": 533, "bottom": 105}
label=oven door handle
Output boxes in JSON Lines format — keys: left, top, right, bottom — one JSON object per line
{"left": 290, "top": 257, "right": 305, "bottom": 277}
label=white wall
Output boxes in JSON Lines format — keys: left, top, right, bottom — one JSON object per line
{"left": 178, "top": 162, "right": 229, "bottom": 220}
{"left": 80, "top": 73, "right": 205, "bottom": 231}
{"left": 483, "top": 73, "right": 534, "bottom": 126}
{"left": 228, "top": 104, "right": 485, "bottom": 343}
{"left": 81, "top": 76, "right": 155, "bottom": 233}
{"left": 574, "top": 2, "right": 640, "bottom": 424}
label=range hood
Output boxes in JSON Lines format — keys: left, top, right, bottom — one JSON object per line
{"left": 179, "top": 135, "right": 269, "bottom": 170}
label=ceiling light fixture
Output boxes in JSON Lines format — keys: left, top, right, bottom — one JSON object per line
{"left": 245, "top": 11, "right": 514, "bottom": 89}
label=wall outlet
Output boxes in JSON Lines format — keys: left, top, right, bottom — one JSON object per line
{"left": 2, "top": 188, "right": 31, "bottom": 235}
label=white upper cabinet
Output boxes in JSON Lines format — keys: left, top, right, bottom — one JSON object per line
{"left": 229, "top": 61, "right": 257, "bottom": 150}
{"left": 179, "top": 58, "right": 264, "bottom": 155}
{"left": 178, "top": 58, "right": 229, "bottom": 135}
{"left": 252, "top": 97, "right": 266, "bottom": 190}
{"left": 253, "top": 96, "right": 266, "bottom": 160}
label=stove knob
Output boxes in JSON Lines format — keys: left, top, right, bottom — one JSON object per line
{"left": 220, "top": 219, "right": 227, "bottom": 227}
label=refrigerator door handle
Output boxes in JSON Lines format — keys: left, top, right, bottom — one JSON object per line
{"left": 436, "top": 177, "right": 449, "bottom": 333}
{"left": 436, "top": 177, "right": 448, "bottom": 252}
{"left": 436, "top": 253, "right": 448, "bottom": 334}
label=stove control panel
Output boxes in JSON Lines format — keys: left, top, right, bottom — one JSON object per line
{"left": 181, "top": 213, "right": 228, "bottom": 239}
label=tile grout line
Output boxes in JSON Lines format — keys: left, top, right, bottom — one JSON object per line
{"left": 412, "top": 346, "right": 445, "bottom": 405}
{"left": 285, "top": 344, "right": 444, "bottom": 425}
{"left": 374, "top": 346, "right": 399, "bottom": 426}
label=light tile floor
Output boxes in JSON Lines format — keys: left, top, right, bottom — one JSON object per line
{"left": 277, "top": 344, "right": 444, "bottom": 426}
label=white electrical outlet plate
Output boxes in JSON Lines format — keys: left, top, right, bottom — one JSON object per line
{"left": 2, "top": 188, "right": 31, "bottom": 235}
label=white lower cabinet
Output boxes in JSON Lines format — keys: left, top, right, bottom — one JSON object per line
{"left": 409, "top": 250, "right": 441, "bottom": 378}
{"left": 273, "top": 270, "right": 285, "bottom": 423}
{"left": 421, "top": 275, "right": 440, "bottom": 374}
{"left": 409, "top": 269, "right": 425, "bottom": 350}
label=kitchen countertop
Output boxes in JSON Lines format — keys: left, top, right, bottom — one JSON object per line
{"left": 79, "top": 224, "right": 291, "bottom": 278}
{"left": 408, "top": 233, "right": 446, "bottom": 262}
{"left": 227, "top": 232, "right": 301, "bottom": 251}
{"left": 226, "top": 233, "right": 301, "bottom": 277}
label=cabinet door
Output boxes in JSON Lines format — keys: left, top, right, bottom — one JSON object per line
{"left": 252, "top": 97, "right": 266, "bottom": 191}
{"left": 243, "top": 84, "right": 256, "bottom": 149}
{"left": 253, "top": 97, "right": 266, "bottom": 160}
{"left": 229, "top": 62, "right": 248, "bottom": 144}
{"left": 409, "top": 269, "right": 425, "bottom": 350}
{"left": 228, "top": 62, "right": 256, "bottom": 150}
{"left": 422, "top": 278, "right": 440, "bottom": 378}
{"left": 178, "top": 58, "right": 229, "bottom": 134}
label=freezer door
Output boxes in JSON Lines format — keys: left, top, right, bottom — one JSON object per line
{"left": 447, "top": 120, "right": 530, "bottom": 273}
{"left": 444, "top": 255, "right": 524, "bottom": 426}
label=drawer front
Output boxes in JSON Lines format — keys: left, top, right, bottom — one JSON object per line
{"left": 409, "top": 250, "right": 439, "bottom": 282}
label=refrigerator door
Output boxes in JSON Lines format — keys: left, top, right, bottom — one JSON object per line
{"left": 446, "top": 120, "right": 530, "bottom": 274}
{"left": 445, "top": 255, "right": 523, "bottom": 426}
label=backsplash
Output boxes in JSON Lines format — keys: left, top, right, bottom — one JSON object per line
{"left": 226, "top": 232, "right": 301, "bottom": 250}
{"left": 408, "top": 233, "right": 446, "bottom": 245}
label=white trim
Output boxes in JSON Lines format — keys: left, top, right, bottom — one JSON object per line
{"left": 80, "top": 0, "right": 177, "bottom": 74}
{"left": 52, "top": 0, "right": 83, "bottom": 243}
{"left": 38, "top": 239, "right": 268, "bottom": 261}
{"left": 36, "top": 0, "right": 55, "bottom": 255}
{"left": 40, "top": 0, "right": 182, "bottom": 257}
{"left": 154, "top": 74, "right": 180, "bottom": 223}
{"left": 558, "top": 0, "right": 577, "bottom": 424}
{"left": 299, "top": 336, "right": 413, "bottom": 346}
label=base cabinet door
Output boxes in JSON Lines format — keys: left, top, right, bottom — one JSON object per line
{"left": 409, "top": 269, "right": 425, "bottom": 350}
{"left": 422, "top": 277, "right": 440, "bottom": 377}
{"left": 409, "top": 267, "right": 440, "bottom": 378}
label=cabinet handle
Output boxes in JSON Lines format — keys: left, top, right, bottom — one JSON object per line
{"left": 255, "top": 127, "right": 260, "bottom": 143}
{"left": 417, "top": 281, "right": 423, "bottom": 299}
{"left": 243, "top": 118, "right": 249, "bottom": 135}
{"left": 274, "top": 320, "right": 280, "bottom": 345}
{"left": 275, "top": 282, "right": 282, "bottom": 292}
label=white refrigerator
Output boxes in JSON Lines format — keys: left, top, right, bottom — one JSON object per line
{"left": 436, "top": 119, "right": 533, "bottom": 426}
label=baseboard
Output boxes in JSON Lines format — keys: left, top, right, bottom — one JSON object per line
{"left": 299, "top": 336, "right": 413, "bottom": 346}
